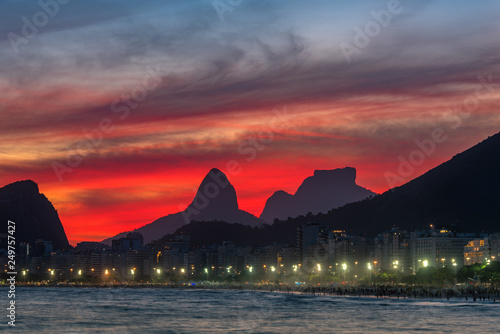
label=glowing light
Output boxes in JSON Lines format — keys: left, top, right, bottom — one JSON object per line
{"left": 157, "top": 269, "right": 161, "bottom": 274}
{"left": 423, "top": 260, "right": 428, "bottom": 267}
{"left": 249, "top": 266, "right": 253, "bottom": 273}
{"left": 204, "top": 268, "right": 208, "bottom": 274}
{"left": 180, "top": 268, "right": 185, "bottom": 274}
{"left": 105, "top": 269, "right": 109, "bottom": 275}
{"left": 78, "top": 270, "right": 82, "bottom": 275}
{"left": 317, "top": 264, "right": 321, "bottom": 271}
{"left": 367, "top": 263, "right": 372, "bottom": 270}
{"left": 270, "top": 266, "right": 276, "bottom": 272}
{"left": 342, "top": 263, "right": 347, "bottom": 270}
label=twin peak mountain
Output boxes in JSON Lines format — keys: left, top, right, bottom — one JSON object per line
{"left": 5, "top": 132, "right": 500, "bottom": 248}
{"left": 109, "top": 167, "right": 375, "bottom": 244}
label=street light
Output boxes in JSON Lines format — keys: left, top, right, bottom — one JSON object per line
{"left": 393, "top": 260, "right": 399, "bottom": 272}
{"left": 342, "top": 263, "right": 347, "bottom": 280}
{"left": 317, "top": 264, "right": 321, "bottom": 272}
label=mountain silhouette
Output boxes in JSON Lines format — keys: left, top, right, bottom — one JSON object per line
{"left": 103, "top": 168, "right": 264, "bottom": 244}
{"left": 282, "top": 132, "right": 500, "bottom": 235}
{"left": 0, "top": 180, "right": 70, "bottom": 249}
{"left": 259, "top": 167, "right": 376, "bottom": 223}
{"left": 185, "top": 168, "right": 239, "bottom": 217}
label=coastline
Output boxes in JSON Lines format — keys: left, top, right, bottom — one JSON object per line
{"left": 5, "top": 282, "right": 499, "bottom": 303}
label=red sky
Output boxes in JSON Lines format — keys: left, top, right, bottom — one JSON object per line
{"left": 1, "top": 1, "right": 500, "bottom": 245}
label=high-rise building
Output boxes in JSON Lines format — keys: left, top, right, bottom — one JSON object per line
{"left": 112, "top": 232, "right": 144, "bottom": 252}
{"left": 296, "top": 222, "right": 329, "bottom": 268}
{"left": 374, "top": 229, "right": 411, "bottom": 274}
{"left": 464, "top": 233, "right": 500, "bottom": 265}
{"left": 414, "top": 229, "right": 479, "bottom": 270}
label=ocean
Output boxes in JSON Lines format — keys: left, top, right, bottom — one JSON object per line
{"left": 4, "top": 287, "right": 500, "bottom": 333}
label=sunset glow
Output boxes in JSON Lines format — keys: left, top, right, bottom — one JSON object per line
{"left": 2, "top": 0, "right": 500, "bottom": 245}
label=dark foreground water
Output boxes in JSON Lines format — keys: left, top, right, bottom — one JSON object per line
{"left": 3, "top": 287, "right": 500, "bottom": 333}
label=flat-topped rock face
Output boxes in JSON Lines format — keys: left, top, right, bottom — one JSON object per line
{"left": 259, "top": 167, "right": 376, "bottom": 223}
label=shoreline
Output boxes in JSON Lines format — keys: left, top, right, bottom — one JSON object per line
{"left": 5, "top": 282, "right": 499, "bottom": 303}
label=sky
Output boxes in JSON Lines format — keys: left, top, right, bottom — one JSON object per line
{"left": 1, "top": 0, "right": 499, "bottom": 245}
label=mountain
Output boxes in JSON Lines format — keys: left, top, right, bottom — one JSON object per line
{"left": 259, "top": 167, "right": 376, "bottom": 223}
{"left": 103, "top": 168, "right": 264, "bottom": 244}
{"left": 0, "top": 180, "right": 70, "bottom": 249}
{"left": 283, "top": 132, "right": 500, "bottom": 235}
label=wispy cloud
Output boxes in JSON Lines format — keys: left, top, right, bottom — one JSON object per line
{"left": 1, "top": 0, "right": 499, "bottom": 244}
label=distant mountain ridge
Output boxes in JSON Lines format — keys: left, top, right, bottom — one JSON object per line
{"left": 259, "top": 167, "right": 376, "bottom": 223}
{"left": 6, "top": 132, "right": 498, "bottom": 249}
{"left": 155, "top": 132, "right": 500, "bottom": 248}
{"left": 103, "top": 168, "right": 264, "bottom": 244}
{"left": 0, "top": 180, "right": 70, "bottom": 249}
{"left": 281, "top": 132, "right": 500, "bottom": 235}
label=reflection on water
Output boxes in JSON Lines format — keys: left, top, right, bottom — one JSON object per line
{"left": 7, "top": 287, "right": 500, "bottom": 333}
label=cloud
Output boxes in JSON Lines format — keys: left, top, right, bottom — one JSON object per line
{"left": 1, "top": 0, "right": 499, "bottom": 243}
